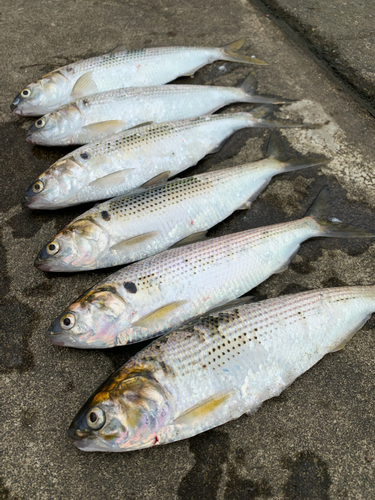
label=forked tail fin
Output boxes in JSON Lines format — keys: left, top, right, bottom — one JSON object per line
{"left": 305, "top": 187, "right": 375, "bottom": 238}
{"left": 240, "top": 73, "right": 294, "bottom": 105}
{"left": 266, "top": 132, "right": 330, "bottom": 172}
{"left": 220, "top": 38, "right": 268, "bottom": 66}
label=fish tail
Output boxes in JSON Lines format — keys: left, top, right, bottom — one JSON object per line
{"left": 305, "top": 186, "right": 375, "bottom": 238}
{"left": 240, "top": 73, "right": 294, "bottom": 105}
{"left": 245, "top": 105, "right": 306, "bottom": 129}
{"left": 266, "top": 132, "right": 331, "bottom": 172}
{"left": 220, "top": 39, "right": 268, "bottom": 66}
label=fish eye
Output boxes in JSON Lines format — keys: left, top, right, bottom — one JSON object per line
{"left": 87, "top": 407, "right": 105, "bottom": 430}
{"left": 35, "top": 117, "right": 46, "bottom": 129}
{"left": 46, "top": 241, "right": 59, "bottom": 255}
{"left": 21, "top": 88, "right": 31, "bottom": 98}
{"left": 32, "top": 180, "right": 44, "bottom": 193}
{"left": 60, "top": 313, "right": 75, "bottom": 330}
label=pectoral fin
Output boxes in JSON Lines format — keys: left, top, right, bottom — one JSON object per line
{"left": 171, "top": 231, "right": 208, "bottom": 248}
{"left": 72, "top": 71, "right": 99, "bottom": 98}
{"left": 173, "top": 392, "right": 232, "bottom": 426}
{"left": 132, "top": 300, "right": 188, "bottom": 329}
{"left": 110, "top": 231, "right": 160, "bottom": 252}
{"left": 140, "top": 171, "right": 170, "bottom": 189}
{"left": 82, "top": 120, "right": 127, "bottom": 136}
{"left": 89, "top": 169, "right": 135, "bottom": 189}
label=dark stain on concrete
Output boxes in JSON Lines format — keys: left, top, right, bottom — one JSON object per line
{"left": 282, "top": 451, "right": 331, "bottom": 499}
{"left": 279, "top": 283, "right": 310, "bottom": 296}
{"left": 0, "top": 298, "right": 38, "bottom": 373}
{"left": 224, "top": 462, "right": 272, "bottom": 499}
{"left": 0, "top": 229, "right": 10, "bottom": 298}
{"left": 21, "top": 407, "right": 39, "bottom": 428}
{"left": 0, "top": 478, "right": 11, "bottom": 500}
{"left": 289, "top": 258, "right": 314, "bottom": 275}
{"left": 177, "top": 429, "right": 229, "bottom": 500}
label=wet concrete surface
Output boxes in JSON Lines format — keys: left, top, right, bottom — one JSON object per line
{"left": 251, "top": 0, "right": 375, "bottom": 115}
{"left": 1, "top": 0, "right": 375, "bottom": 498}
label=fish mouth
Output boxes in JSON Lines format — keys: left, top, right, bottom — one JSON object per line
{"left": 34, "top": 248, "right": 53, "bottom": 271}
{"left": 11, "top": 95, "right": 22, "bottom": 114}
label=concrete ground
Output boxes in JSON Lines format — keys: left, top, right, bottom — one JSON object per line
{"left": 1, "top": 0, "right": 375, "bottom": 498}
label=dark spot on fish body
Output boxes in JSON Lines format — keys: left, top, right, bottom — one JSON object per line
{"left": 124, "top": 282, "right": 137, "bottom": 294}
{"left": 281, "top": 451, "right": 331, "bottom": 499}
{"left": 80, "top": 152, "right": 90, "bottom": 160}
{"left": 101, "top": 210, "right": 111, "bottom": 221}
{"left": 83, "top": 99, "right": 89, "bottom": 106}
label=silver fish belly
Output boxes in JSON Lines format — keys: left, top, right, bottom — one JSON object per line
{"left": 34, "top": 148, "right": 326, "bottom": 270}
{"left": 25, "top": 81, "right": 283, "bottom": 146}
{"left": 44, "top": 188, "right": 373, "bottom": 348}
{"left": 23, "top": 113, "right": 282, "bottom": 209}
{"left": 68, "top": 286, "right": 375, "bottom": 451}
{"left": 13, "top": 39, "right": 267, "bottom": 116}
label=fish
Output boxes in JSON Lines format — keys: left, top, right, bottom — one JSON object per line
{"left": 24, "top": 111, "right": 299, "bottom": 210}
{"left": 12, "top": 38, "right": 267, "bottom": 116}
{"left": 34, "top": 133, "right": 328, "bottom": 271}
{"left": 44, "top": 187, "right": 373, "bottom": 349}
{"left": 25, "top": 73, "right": 292, "bottom": 146}
{"left": 68, "top": 284, "right": 375, "bottom": 451}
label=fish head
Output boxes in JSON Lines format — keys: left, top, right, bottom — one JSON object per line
{"left": 68, "top": 373, "right": 171, "bottom": 451}
{"left": 34, "top": 218, "right": 109, "bottom": 271}
{"left": 26, "top": 104, "right": 83, "bottom": 146}
{"left": 46, "top": 285, "right": 134, "bottom": 348}
{"left": 12, "top": 72, "right": 71, "bottom": 116}
{"left": 23, "top": 158, "right": 88, "bottom": 209}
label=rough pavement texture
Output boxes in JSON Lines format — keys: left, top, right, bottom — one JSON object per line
{"left": 253, "top": 0, "right": 375, "bottom": 112}
{"left": 1, "top": 0, "right": 375, "bottom": 499}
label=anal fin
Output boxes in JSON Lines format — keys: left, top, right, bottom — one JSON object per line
{"left": 132, "top": 300, "right": 188, "bottom": 329}
{"left": 173, "top": 392, "right": 232, "bottom": 426}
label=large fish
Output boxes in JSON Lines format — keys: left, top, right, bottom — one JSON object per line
{"left": 45, "top": 188, "right": 373, "bottom": 349}
{"left": 34, "top": 134, "right": 328, "bottom": 271}
{"left": 24, "top": 112, "right": 298, "bottom": 210}
{"left": 25, "top": 74, "right": 290, "bottom": 146}
{"left": 68, "top": 285, "right": 375, "bottom": 452}
{"left": 12, "top": 38, "right": 267, "bottom": 116}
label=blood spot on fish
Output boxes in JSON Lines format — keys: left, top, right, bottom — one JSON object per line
{"left": 124, "top": 282, "right": 137, "bottom": 294}
{"left": 137, "top": 64, "right": 141, "bottom": 69}
{"left": 190, "top": 220, "right": 194, "bottom": 225}
{"left": 153, "top": 436, "right": 159, "bottom": 446}
{"left": 101, "top": 210, "right": 111, "bottom": 221}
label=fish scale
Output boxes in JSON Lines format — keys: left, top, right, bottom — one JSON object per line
{"left": 14, "top": 39, "right": 267, "bottom": 116}
{"left": 46, "top": 187, "right": 372, "bottom": 349}
{"left": 26, "top": 73, "right": 290, "bottom": 146}
{"left": 37, "top": 139, "right": 327, "bottom": 272}
{"left": 25, "top": 112, "right": 299, "bottom": 209}
{"left": 68, "top": 286, "right": 375, "bottom": 451}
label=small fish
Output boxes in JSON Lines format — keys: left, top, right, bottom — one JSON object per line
{"left": 24, "top": 111, "right": 297, "bottom": 210}
{"left": 68, "top": 285, "right": 375, "bottom": 452}
{"left": 34, "top": 133, "right": 328, "bottom": 271}
{"left": 12, "top": 38, "right": 267, "bottom": 116}
{"left": 25, "top": 73, "right": 291, "bottom": 146}
{"left": 45, "top": 187, "right": 373, "bottom": 349}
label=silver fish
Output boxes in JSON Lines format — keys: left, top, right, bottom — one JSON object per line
{"left": 68, "top": 285, "right": 375, "bottom": 452}
{"left": 34, "top": 134, "right": 328, "bottom": 271}
{"left": 24, "top": 112, "right": 297, "bottom": 210}
{"left": 45, "top": 187, "right": 373, "bottom": 349}
{"left": 13, "top": 38, "right": 267, "bottom": 116}
{"left": 25, "top": 75, "right": 290, "bottom": 146}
